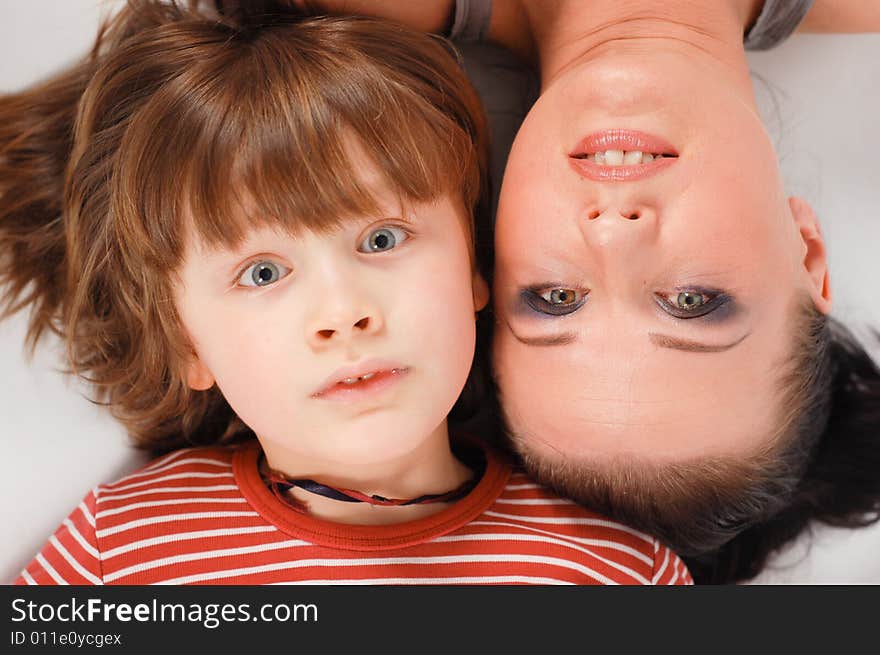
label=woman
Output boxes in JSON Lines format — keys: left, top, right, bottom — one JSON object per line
{"left": 300, "top": 0, "right": 880, "bottom": 583}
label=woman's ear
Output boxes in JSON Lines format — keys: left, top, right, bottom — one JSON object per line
{"left": 472, "top": 271, "right": 490, "bottom": 312}
{"left": 789, "top": 196, "right": 832, "bottom": 314}
{"left": 185, "top": 355, "right": 215, "bottom": 391}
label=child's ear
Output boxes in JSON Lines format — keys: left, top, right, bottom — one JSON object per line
{"left": 472, "top": 271, "right": 489, "bottom": 312}
{"left": 185, "top": 356, "right": 215, "bottom": 391}
{"left": 789, "top": 196, "right": 832, "bottom": 315}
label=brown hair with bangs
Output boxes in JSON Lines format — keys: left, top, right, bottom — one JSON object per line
{"left": 0, "top": 0, "right": 488, "bottom": 454}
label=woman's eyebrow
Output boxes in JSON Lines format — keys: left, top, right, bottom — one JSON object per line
{"left": 648, "top": 332, "right": 751, "bottom": 353}
{"left": 507, "top": 328, "right": 579, "bottom": 347}
{"left": 505, "top": 324, "right": 751, "bottom": 351}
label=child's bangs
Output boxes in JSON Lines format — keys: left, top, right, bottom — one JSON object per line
{"left": 168, "top": 24, "right": 480, "bottom": 254}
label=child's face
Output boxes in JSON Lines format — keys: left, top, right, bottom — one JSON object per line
{"left": 174, "top": 184, "right": 487, "bottom": 471}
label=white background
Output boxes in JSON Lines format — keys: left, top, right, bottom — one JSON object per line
{"left": 1, "top": 1, "right": 879, "bottom": 584}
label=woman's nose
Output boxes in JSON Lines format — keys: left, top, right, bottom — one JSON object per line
{"left": 585, "top": 203, "right": 653, "bottom": 222}
{"left": 579, "top": 203, "right": 658, "bottom": 249}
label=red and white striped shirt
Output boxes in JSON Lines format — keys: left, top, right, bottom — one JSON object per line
{"left": 16, "top": 440, "right": 692, "bottom": 585}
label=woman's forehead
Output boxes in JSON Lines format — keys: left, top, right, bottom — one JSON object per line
{"left": 493, "top": 316, "right": 789, "bottom": 462}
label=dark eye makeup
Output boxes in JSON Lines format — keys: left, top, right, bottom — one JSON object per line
{"left": 517, "top": 284, "right": 738, "bottom": 322}
{"left": 653, "top": 287, "right": 735, "bottom": 321}
{"left": 520, "top": 286, "right": 587, "bottom": 317}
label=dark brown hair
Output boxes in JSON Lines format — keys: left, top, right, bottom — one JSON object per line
{"left": 0, "top": 0, "right": 489, "bottom": 454}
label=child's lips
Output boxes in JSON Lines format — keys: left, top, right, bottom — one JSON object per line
{"left": 311, "top": 360, "right": 409, "bottom": 401}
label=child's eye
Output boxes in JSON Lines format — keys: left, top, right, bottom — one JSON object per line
{"left": 357, "top": 226, "right": 409, "bottom": 253}
{"left": 237, "top": 260, "right": 291, "bottom": 288}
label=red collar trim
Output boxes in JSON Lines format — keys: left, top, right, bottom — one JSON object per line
{"left": 233, "top": 435, "right": 511, "bottom": 551}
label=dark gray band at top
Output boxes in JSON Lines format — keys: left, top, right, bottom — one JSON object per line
{"left": 449, "top": 0, "right": 493, "bottom": 42}
{"left": 744, "top": 0, "right": 814, "bottom": 50}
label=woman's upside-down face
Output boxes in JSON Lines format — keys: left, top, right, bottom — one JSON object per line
{"left": 491, "top": 48, "right": 832, "bottom": 469}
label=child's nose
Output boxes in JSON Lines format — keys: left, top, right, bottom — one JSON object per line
{"left": 307, "top": 309, "right": 384, "bottom": 347}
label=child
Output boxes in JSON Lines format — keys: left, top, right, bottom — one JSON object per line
{"left": 2, "top": 0, "right": 690, "bottom": 585}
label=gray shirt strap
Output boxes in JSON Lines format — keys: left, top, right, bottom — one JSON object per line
{"left": 449, "top": 0, "right": 493, "bottom": 42}
{"left": 448, "top": 0, "right": 812, "bottom": 50}
{"left": 744, "top": 0, "right": 815, "bottom": 50}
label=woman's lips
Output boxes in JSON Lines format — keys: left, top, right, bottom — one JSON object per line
{"left": 568, "top": 129, "right": 678, "bottom": 182}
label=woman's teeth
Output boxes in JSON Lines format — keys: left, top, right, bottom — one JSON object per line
{"left": 582, "top": 150, "right": 665, "bottom": 165}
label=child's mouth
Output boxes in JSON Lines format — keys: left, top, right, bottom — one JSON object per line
{"left": 312, "top": 367, "right": 409, "bottom": 401}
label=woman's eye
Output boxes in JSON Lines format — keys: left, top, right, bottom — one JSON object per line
{"left": 675, "top": 291, "right": 708, "bottom": 310}
{"left": 523, "top": 287, "right": 587, "bottom": 316}
{"left": 542, "top": 288, "right": 580, "bottom": 306}
{"left": 358, "top": 226, "right": 408, "bottom": 253}
{"left": 238, "top": 260, "right": 291, "bottom": 288}
{"left": 656, "top": 289, "right": 728, "bottom": 319}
